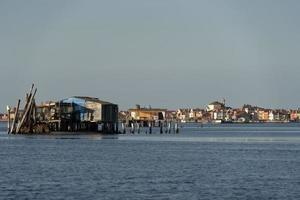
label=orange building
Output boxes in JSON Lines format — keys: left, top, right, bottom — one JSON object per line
{"left": 258, "top": 110, "right": 269, "bottom": 121}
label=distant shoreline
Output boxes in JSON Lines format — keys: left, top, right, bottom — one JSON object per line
{"left": 1, "top": 120, "right": 300, "bottom": 124}
{"left": 177, "top": 121, "right": 300, "bottom": 124}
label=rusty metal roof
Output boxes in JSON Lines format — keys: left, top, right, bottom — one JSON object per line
{"left": 72, "top": 96, "right": 114, "bottom": 105}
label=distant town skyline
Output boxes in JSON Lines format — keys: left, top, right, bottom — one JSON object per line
{"left": 1, "top": 0, "right": 300, "bottom": 112}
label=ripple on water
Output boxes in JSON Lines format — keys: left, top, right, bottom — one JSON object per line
{"left": 0, "top": 123, "right": 300, "bottom": 199}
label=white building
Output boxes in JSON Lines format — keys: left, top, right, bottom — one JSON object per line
{"left": 269, "top": 111, "right": 274, "bottom": 121}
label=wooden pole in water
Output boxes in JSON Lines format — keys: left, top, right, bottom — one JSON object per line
{"left": 137, "top": 122, "right": 140, "bottom": 134}
{"left": 165, "top": 121, "right": 167, "bottom": 134}
{"left": 168, "top": 122, "right": 171, "bottom": 134}
{"left": 7, "top": 106, "right": 10, "bottom": 134}
{"left": 145, "top": 122, "right": 148, "bottom": 134}
{"left": 174, "top": 122, "right": 177, "bottom": 134}
{"left": 131, "top": 122, "right": 135, "bottom": 134}
{"left": 32, "top": 100, "right": 36, "bottom": 124}
{"left": 10, "top": 99, "right": 21, "bottom": 134}
{"left": 175, "top": 122, "right": 179, "bottom": 134}
{"left": 149, "top": 121, "right": 152, "bottom": 134}
{"left": 160, "top": 122, "right": 163, "bottom": 134}
{"left": 22, "top": 84, "right": 34, "bottom": 116}
{"left": 121, "top": 122, "right": 125, "bottom": 134}
{"left": 27, "top": 98, "right": 35, "bottom": 132}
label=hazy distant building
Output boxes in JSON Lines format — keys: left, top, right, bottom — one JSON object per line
{"left": 129, "top": 105, "right": 167, "bottom": 122}
{"left": 206, "top": 101, "right": 225, "bottom": 112}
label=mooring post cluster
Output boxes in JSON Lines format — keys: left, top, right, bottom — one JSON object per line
{"left": 120, "top": 120, "right": 179, "bottom": 134}
{"left": 8, "top": 84, "right": 38, "bottom": 134}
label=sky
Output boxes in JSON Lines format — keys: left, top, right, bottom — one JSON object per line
{"left": 1, "top": 0, "right": 300, "bottom": 111}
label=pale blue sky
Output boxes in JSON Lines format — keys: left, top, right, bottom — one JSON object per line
{"left": 1, "top": 0, "right": 300, "bottom": 111}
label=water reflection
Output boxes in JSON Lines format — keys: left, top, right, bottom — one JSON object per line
{"left": 0, "top": 132, "right": 119, "bottom": 140}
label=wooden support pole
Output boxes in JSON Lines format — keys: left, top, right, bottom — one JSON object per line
{"left": 28, "top": 102, "right": 34, "bottom": 132}
{"left": 160, "top": 122, "right": 163, "bottom": 134}
{"left": 165, "top": 121, "right": 168, "bottom": 134}
{"left": 131, "top": 122, "right": 135, "bottom": 134}
{"left": 121, "top": 122, "right": 126, "bottom": 134}
{"left": 32, "top": 100, "right": 36, "bottom": 124}
{"left": 26, "top": 98, "right": 35, "bottom": 132}
{"left": 10, "top": 99, "right": 21, "bottom": 134}
{"left": 23, "top": 84, "right": 34, "bottom": 115}
{"left": 168, "top": 122, "right": 171, "bottom": 134}
{"left": 29, "top": 83, "right": 34, "bottom": 96}
{"left": 7, "top": 106, "right": 10, "bottom": 134}
{"left": 175, "top": 122, "right": 179, "bottom": 134}
{"left": 149, "top": 122, "right": 152, "bottom": 134}
{"left": 137, "top": 122, "right": 140, "bottom": 134}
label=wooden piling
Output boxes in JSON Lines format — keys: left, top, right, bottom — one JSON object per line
{"left": 121, "top": 122, "right": 126, "bottom": 134}
{"left": 131, "top": 122, "right": 135, "bottom": 134}
{"left": 160, "top": 122, "right": 163, "bottom": 134}
{"left": 10, "top": 99, "right": 21, "bottom": 134}
{"left": 175, "top": 122, "right": 179, "bottom": 134}
{"left": 7, "top": 106, "right": 10, "bottom": 134}
{"left": 149, "top": 122, "right": 152, "bottom": 134}
{"left": 137, "top": 122, "right": 140, "bottom": 134}
{"left": 22, "top": 84, "right": 34, "bottom": 117}
{"left": 164, "top": 121, "right": 168, "bottom": 133}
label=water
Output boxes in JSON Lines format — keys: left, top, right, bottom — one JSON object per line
{"left": 0, "top": 122, "right": 300, "bottom": 200}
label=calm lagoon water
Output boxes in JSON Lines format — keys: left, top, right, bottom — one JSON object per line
{"left": 0, "top": 122, "right": 300, "bottom": 200}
